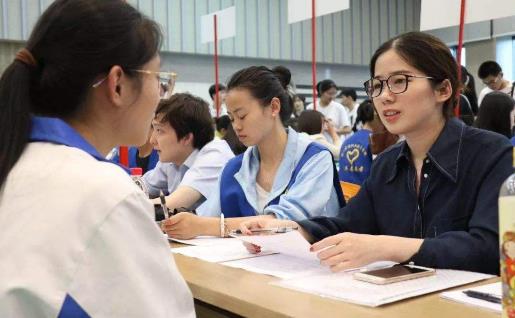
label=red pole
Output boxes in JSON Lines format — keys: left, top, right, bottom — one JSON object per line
{"left": 311, "top": 0, "right": 317, "bottom": 111}
{"left": 119, "top": 146, "right": 129, "bottom": 167}
{"left": 455, "top": 0, "right": 466, "bottom": 117}
{"left": 214, "top": 14, "right": 220, "bottom": 118}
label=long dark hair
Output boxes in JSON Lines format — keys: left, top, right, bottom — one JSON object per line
{"left": 475, "top": 92, "right": 514, "bottom": 139}
{"left": 461, "top": 65, "right": 479, "bottom": 115}
{"left": 369, "top": 32, "right": 459, "bottom": 119}
{"left": 226, "top": 65, "right": 293, "bottom": 124}
{"left": 0, "top": 0, "right": 162, "bottom": 187}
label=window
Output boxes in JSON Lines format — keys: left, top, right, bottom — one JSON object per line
{"left": 450, "top": 46, "right": 467, "bottom": 66}
{"left": 496, "top": 36, "right": 514, "bottom": 80}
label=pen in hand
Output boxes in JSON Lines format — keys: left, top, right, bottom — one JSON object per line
{"left": 231, "top": 227, "right": 299, "bottom": 235}
{"left": 462, "top": 290, "right": 502, "bottom": 304}
{"left": 159, "top": 190, "right": 169, "bottom": 219}
{"left": 172, "top": 207, "right": 197, "bottom": 216}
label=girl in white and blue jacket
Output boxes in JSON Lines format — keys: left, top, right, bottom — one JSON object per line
{"left": 161, "top": 66, "right": 345, "bottom": 239}
{"left": 0, "top": 1, "right": 194, "bottom": 317}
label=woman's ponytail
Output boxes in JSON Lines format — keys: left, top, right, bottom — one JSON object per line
{"left": 0, "top": 60, "right": 35, "bottom": 187}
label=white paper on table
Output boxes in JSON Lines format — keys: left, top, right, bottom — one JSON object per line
{"left": 273, "top": 269, "right": 493, "bottom": 307}
{"left": 222, "top": 256, "right": 396, "bottom": 280}
{"left": 440, "top": 282, "right": 501, "bottom": 313}
{"left": 232, "top": 230, "right": 318, "bottom": 261}
{"left": 222, "top": 253, "right": 327, "bottom": 279}
{"left": 169, "top": 236, "right": 239, "bottom": 246}
{"left": 171, "top": 240, "right": 275, "bottom": 263}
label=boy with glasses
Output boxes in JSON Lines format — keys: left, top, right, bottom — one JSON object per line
{"left": 477, "top": 60, "right": 514, "bottom": 105}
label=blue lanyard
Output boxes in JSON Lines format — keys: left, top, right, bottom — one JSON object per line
{"left": 29, "top": 116, "right": 129, "bottom": 172}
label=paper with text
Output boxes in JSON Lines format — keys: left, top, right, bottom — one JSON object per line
{"left": 273, "top": 269, "right": 493, "bottom": 307}
{"left": 233, "top": 230, "right": 318, "bottom": 262}
{"left": 222, "top": 253, "right": 326, "bottom": 279}
{"left": 171, "top": 241, "right": 275, "bottom": 263}
{"left": 440, "top": 282, "right": 501, "bottom": 313}
{"left": 169, "top": 236, "right": 238, "bottom": 246}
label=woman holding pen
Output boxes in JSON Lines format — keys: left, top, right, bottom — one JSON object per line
{"left": 239, "top": 32, "right": 513, "bottom": 275}
{"left": 0, "top": 0, "right": 193, "bottom": 316}
{"left": 160, "top": 66, "right": 345, "bottom": 239}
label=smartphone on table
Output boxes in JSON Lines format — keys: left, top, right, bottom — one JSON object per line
{"left": 353, "top": 264, "right": 435, "bottom": 285}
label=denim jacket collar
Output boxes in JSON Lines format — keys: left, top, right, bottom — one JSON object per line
{"left": 387, "top": 118, "right": 464, "bottom": 184}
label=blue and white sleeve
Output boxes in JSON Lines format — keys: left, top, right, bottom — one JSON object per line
{"left": 264, "top": 151, "right": 339, "bottom": 220}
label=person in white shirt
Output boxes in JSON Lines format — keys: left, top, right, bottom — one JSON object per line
{"left": 144, "top": 93, "right": 234, "bottom": 211}
{"left": 477, "top": 60, "right": 514, "bottom": 105}
{"left": 339, "top": 87, "right": 360, "bottom": 129}
{"left": 0, "top": 1, "right": 194, "bottom": 317}
{"left": 297, "top": 110, "right": 341, "bottom": 158}
{"left": 208, "top": 83, "right": 228, "bottom": 118}
{"left": 306, "top": 79, "right": 351, "bottom": 142}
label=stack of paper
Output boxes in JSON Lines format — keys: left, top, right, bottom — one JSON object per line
{"left": 440, "top": 282, "right": 501, "bottom": 313}
{"left": 226, "top": 231, "right": 397, "bottom": 279}
{"left": 169, "top": 236, "right": 239, "bottom": 246}
{"left": 234, "top": 230, "right": 318, "bottom": 261}
{"left": 273, "top": 269, "right": 493, "bottom": 307}
{"left": 172, "top": 232, "right": 494, "bottom": 307}
{"left": 171, "top": 239, "right": 275, "bottom": 263}
{"left": 222, "top": 253, "right": 326, "bottom": 279}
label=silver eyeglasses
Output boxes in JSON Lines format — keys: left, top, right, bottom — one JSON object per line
{"left": 92, "top": 69, "right": 177, "bottom": 98}
{"left": 364, "top": 74, "right": 436, "bottom": 98}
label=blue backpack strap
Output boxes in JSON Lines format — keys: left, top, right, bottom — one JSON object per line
{"left": 268, "top": 143, "right": 346, "bottom": 208}
{"left": 219, "top": 155, "right": 256, "bottom": 217}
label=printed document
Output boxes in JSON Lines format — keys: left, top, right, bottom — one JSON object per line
{"left": 440, "top": 282, "right": 501, "bottom": 313}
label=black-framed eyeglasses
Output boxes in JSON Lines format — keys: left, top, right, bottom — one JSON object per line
{"left": 364, "top": 74, "right": 436, "bottom": 98}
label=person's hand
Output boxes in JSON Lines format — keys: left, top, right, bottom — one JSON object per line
{"left": 324, "top": 119, "right": 336, "bottom": 135}
{"left": 161, "top": 212, "right": 202, "bottom": 239}
{"left": 310, "top": 232, "right": 384, "bottom": 272}
{"left": 243, "top": 241, "right": 262, "bottom": 254}
{"left": 238, "top": 218, "right": 298, "bottom": 235}
{"left": 239, "top": 218, "right": 298, "bottom": 254}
